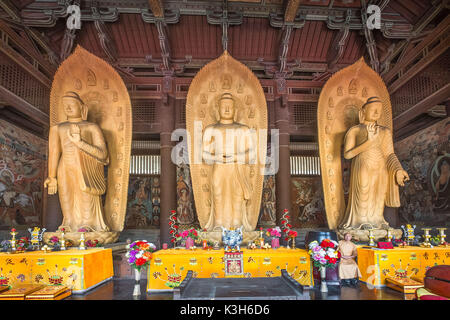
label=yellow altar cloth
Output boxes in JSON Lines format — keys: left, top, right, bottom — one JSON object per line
{"left": 0, "top": 248, "right": 113, "bottom": 293}
{"left": 357, "top": 246, "right": 450, "bottom": 287}
{"left": 147, "top": 248, "right": 313, "bottom": 292}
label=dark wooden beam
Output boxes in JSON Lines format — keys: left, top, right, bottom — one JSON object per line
{"left": 393, "top": 83, "right": 450, "bottom": 130}
{"left": 284, "top": 0, "right": 301, "bottom": 23}
{"left": 147, "top": 0, "right": 164, "bottom": 18}
{"left": 0, "top": 84, "right": 49, "bottom": 126}
{"left": 0, "top": 34, "right": 51, "bottom": 88}
{"left": 0, "top": 106, "right": 47, "bottom": 138}
{"left": 0, "top": 20, "right": 56, "bottom": 77}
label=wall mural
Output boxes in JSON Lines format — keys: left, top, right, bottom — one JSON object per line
{"left": 176, "top": 164, "right": 196, "bottom": 225}
{"left": 395, "top": 118, "right": 450, "bottom": 227}
{"left": 257, "top": 175, "right": 276, "bottom": 227}
{"left": 125, "top": 176, "right": 160, "bottom": 228}
{"left": 0, "top": 119, "right": 47, "bottom": 229}
{"left": 291, "top": 177, "right": 327, "bottom": 228}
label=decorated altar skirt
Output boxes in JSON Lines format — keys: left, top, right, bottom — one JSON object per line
{"left": 147, "top": 248, "right": 313, "bottom": 292}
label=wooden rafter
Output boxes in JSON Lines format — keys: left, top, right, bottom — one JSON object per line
{"left": 284, "top": 0, "right": 301, "bottom": 23}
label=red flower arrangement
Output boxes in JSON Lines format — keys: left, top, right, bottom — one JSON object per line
{"left": 281, "top": 209, "right": 294, "bottom": 241}
{"left": 168, "top": 210, "right": 179, "bottom": 245}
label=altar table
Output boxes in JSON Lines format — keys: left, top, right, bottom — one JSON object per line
{"left": 147, "top": 248, "right": 314, "bottom": 292}
{"left": 0, "top": 248, "right": 113, "bottom": 294}
{"left": 357, "top": 246, "right": 450, "bottom": 287}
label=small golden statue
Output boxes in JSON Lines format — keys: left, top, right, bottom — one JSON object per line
{"left": 317, "top": 58, "right": 408, "bottom": 241}
{"left": 43, "top": 46, "right": 132, "bottom": 245}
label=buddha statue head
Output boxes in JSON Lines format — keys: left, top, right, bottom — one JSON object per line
{"left": 62, "top": 91, "right": 88, "bottom": 121}
{"left": 360, "top": 96, "right": 382, "bottom": 123}
{"left": 218, "top": 93, "right": 237, "bottom": 123}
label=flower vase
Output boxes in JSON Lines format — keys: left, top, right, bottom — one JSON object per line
{"left": 271, "top": 237, "right": 280, "bottom": 249}
{"left": 185, "top": 237, "right": 194, "bottom": 249}
{"left": 133, "top": 268, "right": 141, "bottom": 296}
{"left": 320, "top": 267, "right": 328, "bottom": 292}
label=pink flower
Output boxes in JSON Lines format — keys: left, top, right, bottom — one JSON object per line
{"left": 181, "top": 230, "right": 189, "bottom": 238}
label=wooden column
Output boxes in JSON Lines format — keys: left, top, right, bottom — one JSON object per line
{"left": 159, "top": 96, "right": 177, "bottom": 246}
{"left": 274, "top": 99, "right": 292, "bottom": 225}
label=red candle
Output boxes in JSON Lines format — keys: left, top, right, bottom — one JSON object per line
{"left": 202, "top": 239, "right": 207, "bottom": 249}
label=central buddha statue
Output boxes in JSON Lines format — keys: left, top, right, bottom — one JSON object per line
{"left": 202, "top": 93, "right": 255, "bottom": 232}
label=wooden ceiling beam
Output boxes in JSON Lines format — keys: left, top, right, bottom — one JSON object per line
{"left": 284, "top": 0, "right": 301, "bottom": 23}
{"left": 147, "top": 0, "right": 165, "bottom": 18}
{"left": 0, "top": 20, "right": 56, "bottom": 76}
{"left": 0, "top": 84, "right": 49, "bottom": 127}
{"left": 393, "top": 83, "right": 450, "bottom": 130}
{"left": 384, "top": 15, "right": 450, "bottom": 92}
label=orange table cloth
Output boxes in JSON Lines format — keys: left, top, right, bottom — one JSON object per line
{"left": 0, "top": 248, "right": 113, "bottom": 293}
{"left": 357, "top": 246, "right": 450, "bottom": 287}
{"left": 146, "top": 247, "right": 313, "bottom": 292}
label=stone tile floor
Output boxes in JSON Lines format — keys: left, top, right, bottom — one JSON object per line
{"left": 66, "top": 279, "right": 407, "bottom": 300}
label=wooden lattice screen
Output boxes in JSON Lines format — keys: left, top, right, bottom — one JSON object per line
{"left": 0, "top": 51, "right": 50, "bottom": 113}
{"left": 132, "top": 100, "right": 157, "bottom": 126}
{"left": 391, "top": 48, "right": 450, "bottom": 117}
{"left": 291, "top": 102, "right": 316, "bottom": 126}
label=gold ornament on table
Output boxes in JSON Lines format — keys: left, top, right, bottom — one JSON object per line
{"left": 43, "top": 46, "right": 132, "bottom": 246}
{"left": 79, "top": 232, "right": 86, "bottom": 250}
{"left": 28, "top": 227, "right": 46, "bottom": 250}
{"left": 436, "top": 228, "right": 447, "bottom": 246}
{"left": 420, "top": 228, "right": 432, "bottom": 248}
{"left": 386, "top": 228, "right": 393, "bottom": 242}
{"left": 317, "top": 57, "right": 408, "bottom": 242}
{"left": 368, "top": 229, "right": 376, "bottom": 246}
{"left": 10, "top": 228, "right": 17, "bottom": 252}
{"left": 60, "top": 229, "right": 66, "bottom": 251}
{"left": 186, "top": 50, "right": 267, "bottom": 244}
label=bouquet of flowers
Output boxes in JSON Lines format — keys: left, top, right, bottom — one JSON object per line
{"left": 266, "top": 227, "right": 281, "bottom": 239}
{"left": 16, "top": 237, "right": 30, "bottom": 251}
{"left": 126, "top": 240, "right": 157, "bottom": 271}
{"left": 175, "top": 228, "right": 199, "bottom": 242}
{"left": 308, "top": 239, "right": 341, "bottom": 269}
{"left": 86, "top": 239, "right": 102, "bottom": 248}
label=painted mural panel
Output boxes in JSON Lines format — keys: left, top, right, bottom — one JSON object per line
{"left": 125, "top": 176, "right": 160, "bottom": 228}
{"left": 258, "top": 175, "right": 276, "bottom": 226}
{"left": 395, "top": 118, "right": 450, "bottom": 227}
{"left": 176, "top": 164, "right": 196, "bottom": 225}
{"left": 291, "top": 177, "right": 327, "bottom": 228}
{"left": 0, "top": 119, "right": 47, "bottom": 229}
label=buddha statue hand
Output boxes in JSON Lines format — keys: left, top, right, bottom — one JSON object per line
{"left": 366, "top": 123, "right": 379, "bottom": 141}
{"left": 395, "top": 170, "right": 410, "bottom": 187}
{"left": 44, "top": 177, "right": 58, "bottom": 195}
{"left": 68, "top": 124, "right": 81, "bottom": 144}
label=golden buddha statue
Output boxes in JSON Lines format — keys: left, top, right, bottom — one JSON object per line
{"left": 42, "top": 46, "right": 132, "bottom": 245}
{"left": 317, "top": 58, "right": 407, "bottom": 241}
{"left": 202, "top": 93, "right": 255, "bottom": 231}
{"left": 44, "top": 91, "right": 110, "bottom": 232}
{"left": 186, "top": 51, "right": 267, "bottom": 243}
{"left": 340, "top": 97, "right": 409, "bottom": 230}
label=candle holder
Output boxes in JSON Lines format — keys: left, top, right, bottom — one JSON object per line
{"left": 10, "top": 228, "right": 17, "bottom": 252}
{"left": 368, "top": 229, "right": 376, "bottom": 246}
{"left": 79, "top": 232, "right": 86, "bottom": 250}
{"left": 386, "top": 228, "right": 393, "bottom": 242}
{"left": 436, "top": 228, "right": 447, "bottom": 246}
{"left": 60, "top": 229, "right": 66, "bottom": 251}
{"left": 420, "top": 228, "right": 432, "bottom": 248}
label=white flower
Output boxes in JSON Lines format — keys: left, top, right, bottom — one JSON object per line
{"left": 308, "top": 241, "right": 319, "bottom": 249}
{"left": 149, "top": 243, "right": 156, "bottom": 250}
{"left": 136, "top": 253, "right": 143, "bottom": 259}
